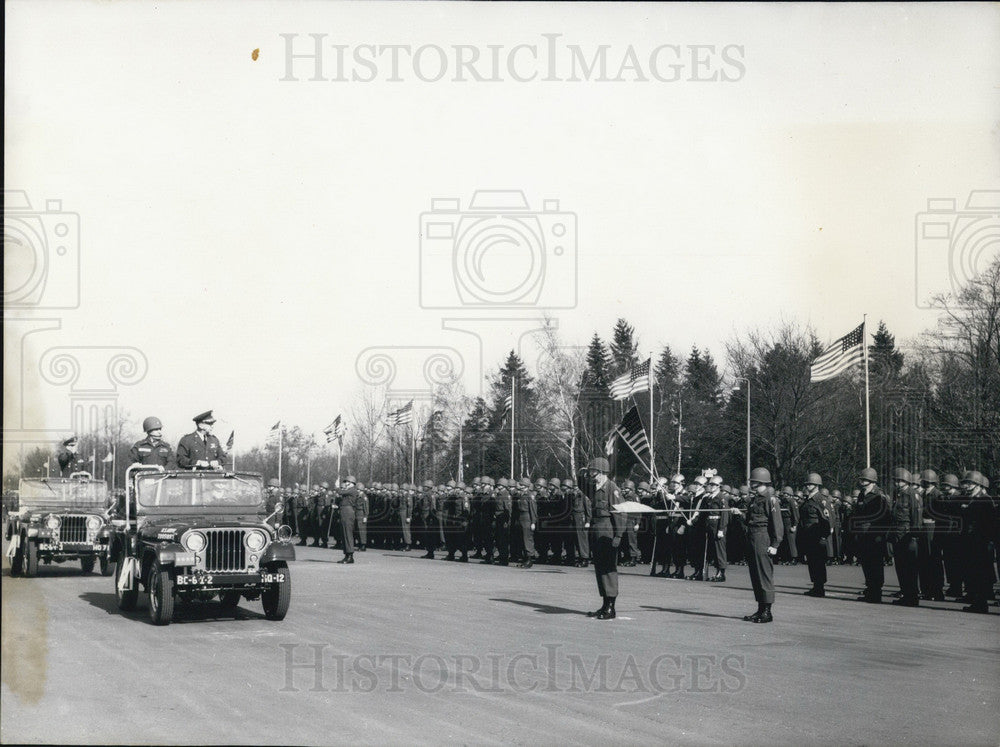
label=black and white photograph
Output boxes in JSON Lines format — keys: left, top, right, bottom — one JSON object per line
{"left": 3, "top": 2, "right": 999, "bottom": 744}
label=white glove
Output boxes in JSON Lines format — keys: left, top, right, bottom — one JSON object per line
{"left": 584, "top": 522, "right": 590, "bottom": 529}
{"left": 677, "top": 525, "right": 685, "bottom": 536}
{"left": 717, "top": 530, "right": 724, "bottom": 539}
{"left": 530, "top": 523, "right": 536, "bottom": 530}
{"left": 196, "top": 460, "right": 209, "bottom": 468}
{"left": 209, "top": 460, "right": 220, "bottom": 468}
{"left": 790, "top": 526, "right": 796, "bottom": 533}
{"left": 406, "top": 518, "right": 411, "bottom": 524}
{"left": 767, "top": 546, "right": 777, "bottom": 556}
{"left": 362, "top": 518, "right": 367, "bottom": 524}
{"left": 634, "top": 523, "right": 640, "bottom": 531}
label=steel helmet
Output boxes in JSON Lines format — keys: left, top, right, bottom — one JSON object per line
{"left": 941, "top": 473, "right": 960, "bottom": 489}
{"left": 920, "top": 469, "right": 938, "bottom": 485}
{"left": 859, "top": 467, "right": 877, "bottom": 482}
{"left": 588, "top": 457, "right": 610, "bottom": 473}
{"left": 892, "top": 467, "right": 912, "bottom": 483}
{"left": 709, "top": 475, "right": 724, "bottom": 486}
{"left": 142, "top": 416, "right": 163, "bottom": 432}
{"left": 518, "top": 477, "right": 532, "bottom": 487}
{"left": 548, "top": 477, "right": 562, "bottom": 487}
{"left": 805, "top": 473, "right": 823, "bottom": 486}
{"left": 961, "top": 470, "right": 988, "bottom": 488}
{"left": 637, "top": 481, "right": 651, "bottom": 491}
{"left": 670, "top": 473, "right": 685, "bottom": 484}
{"left": 693, "top": 475, "right": 708, "bottom": 486}
{"left": 623, "top": 479, "right": 636, "bottom": 490}
{"left": 268, "top": 478, "right": 280, "bottom": 488}
{"left": 750, "top": 467, "right": 771, "bottom": 484}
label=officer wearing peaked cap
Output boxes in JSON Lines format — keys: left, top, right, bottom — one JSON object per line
{"left": 56, "top": 436, "right": 86, "bottom": 476}
{"left": 129, "top": 416, "right": 177, "bottom": 468}
{"left": 176, "top": 411, "right": 230, "bottom": 470}
{"left": 582, "top": 457, "right": 625, "bottom": 620}
{"left": 337, "top": 476, "right": 359, "bottom": 563}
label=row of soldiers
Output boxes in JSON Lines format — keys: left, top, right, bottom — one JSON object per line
{"left": 272, "top": 466, "right": 997, "bottom": 613}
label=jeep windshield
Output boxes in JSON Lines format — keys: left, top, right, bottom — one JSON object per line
{"left": 17, "top": 478, "right": 108, "bottom": 512}
{"left": 135, "top": 473, "right": 264, "bottom": 510}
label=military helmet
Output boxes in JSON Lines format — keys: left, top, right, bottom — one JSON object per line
{"left": 859, "top": 467, "right": 877, "bottom": 482}
{"left": 820, "top": 487, "right": 831, "bottom": 496}
{"left": 692, "top": 475, "right": 708, "bottom": 486}
{"left": 483, "top": 476, "right": 495, "bottom": 486}
{"left": 535, "top": 478, "right": 548, "bottom": 487}
{"left": 548, "top": 477, "right": 561, "bottom": 487}
{"left": 941, "top": 473, "right": 960, "bottom": 489}
{"left": 142, "top": 416, "right": 163, "bottom": 433}
{"left": 497, "top": 477, "right": 508, "bottom": 487}
{"left": 781, "top": 485, "right": 794, "bottom": 496}
{"left": 518, "top": 476, "right": 532, "bottom": 487}
{"left": 750, "top": 467, "right": 771, "bottom": 484}
{"left": 343, "top": 475, "right": 357, "bottom": 485}
{"left": 720, "top": 484, "right": 732, "bottom": 495}
{"left": 670, "top": 473, "right": 685, "bottom": 484}
{"left": 637, "top": 481, "right": 650, "bottom": 491}
{"left": 961, "top": 470, "right": 988, "bottom": 488}
{"left": 805, "top": 472, "right": 823, "bottom": 486}
{"left": 832, "top": 489, "right": 843, "bottom": 498}
{"left": 920, "top": 469, "right": 939, "bottom": 485}
{"left": 587, "top": 457, "right": 610, "bottom": 473}
{"left": 892, "top": 467, "right": 912, "bottom": 483}
{"left": 471, "top": 476, "right": 482, "bottom": 485}
{"left": 422, "top": 479, "right": 434, "bottom": 488}
{"left": 623, "top": 479, "right": 636, "bottom": 490}
{"left": 563, "top": 479, "right": 575, "bottom": 489}
{"left": 446, "top": 479, "right": 457, "bottom": 488}
{"left": 709, "top": 475, "right": 723, "bottom": 486}
{"left": 268, "top": 478, "right": 280, "bottom": 488}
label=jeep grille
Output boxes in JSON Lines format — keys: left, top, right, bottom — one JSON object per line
{"left": 60, "top": 515, "right": 90, "bottom": 543}
{"left": 204, "top": 529, "right": 247, "bottom": 572}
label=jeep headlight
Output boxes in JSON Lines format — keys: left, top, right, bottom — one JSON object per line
{"left": 86, "top": 516, "right": 102, "bottom": 531}
{"left": 245, "top": 530, "right": 267, "bottom": 552}
{"left": 46, "top": 515, "right": 61, "bottom": 530}
{"left": 184, "top": 531, "right": 207, "bottom": 553}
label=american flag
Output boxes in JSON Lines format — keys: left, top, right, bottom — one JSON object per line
{"left": 266, "top": 421, "right": 282, "bottom": 443}
{"left": 609, "top": 358, "right": 651, "bottom": 400}
{"left": 500, "top": 393, "right": 513, "bottom": 422}
{"left": 810, "top": 323, "right": 864, "bottom": 382}
{"left": 607, "top": 405, "right": 651, "bottom": 461}
{"left": 324, "top": 415, "right": 345, "bottom": 443}
{"left": 225, "top": 430, "right": 235, "bottom": 450}
{"left": 387, "top": 401, "right": 413, "bottom": 427}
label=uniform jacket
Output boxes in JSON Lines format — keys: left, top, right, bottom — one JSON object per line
{"left": 586, "top": 477, "right": 625, "bottom": 539}
{"left": 747, "top": 489, "right": 785, "bottom": 547}
{"left": 888, "top": 486, "right": 923, "bottom": 541}
{"left": 799, "top": 492, "right": 831, "bottom": 535}
{"left": 704, "top": 490, "right": 730, "bottom": 532}
{"left": 570, "top": 487, "right": 591, "bottom": 521}
{"left": 176, "top": 431, "right": 230, "bottom": 469}
{"left": 57, "top": 449, "right": 87, "bottom": 476}
{"left": 129, "top": 436, "right": 176, "bottom": 468}
{"left": 850, "top": 486, "right": 889, "bottom": 536}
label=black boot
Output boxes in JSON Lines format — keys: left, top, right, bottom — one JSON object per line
{"left": 753, "top": 603, "right": 773, "bottom": 623}
{"left": 422, "top": 551, "right": 435, "bottom": 559}
{"left": 597, "top": 597, "right": 616, "bottom": 620}
{"left": 804, "top": 586, "right": 825, "bottom": 597}
{"left": 743, "top": 603, "right": 765, "bottom": 622}
{"left": 587, "top": 597, "right": 610, "bottom": 617}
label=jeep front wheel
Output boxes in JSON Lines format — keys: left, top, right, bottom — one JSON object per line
{"left": 100, "top": 554, "right": 115, "bottom": 577}
{"left": 261, "top": 562, "right": 291, "bottom": 621}
{"left": 80, "top": 556, "right": 96, "bottom": 574}
{"left": 148, "top": 562, "right": 175, "bottom": 625}
{"left": 115, "top": 557, "right": 138, "bottom": 611}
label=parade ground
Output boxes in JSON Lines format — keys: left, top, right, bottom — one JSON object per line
{"left": 3, "top": 545, "right": 998, "bottom": 746}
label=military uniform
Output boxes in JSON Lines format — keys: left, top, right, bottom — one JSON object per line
{"left": 355, "top": 487, "right": 369, "bottom": 550}
{"left": 128, "top": 436, "right": 176, "bottom": 468}
{"left": 176, "top": 432, "right": 229, "bottom": 469}
{"left": 485, "top": 479, "right": 512, "bottom": 565}
{"left": 510, "top": 480, "right": 538, "bottom": 567}
{"left": 705, "top": 486, "right": 730, "bottom": 581}
{"left": 57, "top": 447, "right": 87, "bottom": 476}
{"left": 887, "top": 470, "right": 923, "bottom": 605}
{"left": 396, "top": 486, "right": 413, "bottom": 549}
{"left": 584, "top": 466, "right": 625, "bottom": 618}
{"left": 851, "top": 474, "right": 890, "bottom": 603}
{"left": 743, "top": 474, "right": 784, "bottom": 622}
{"left": 567, "top": 482, "right": 591, "bottom": 567}
{"left": 337, "top": 480, "right": 360, "bottom": 562}
{"left": 799, "top": 480, "right": 832, "bottom": 595}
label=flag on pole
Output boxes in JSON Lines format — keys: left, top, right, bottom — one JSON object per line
{"left": 614, "top": 405, "right": 652, "bottom": 461}
{"left": 266, "top": 421, "right": 282, "bottom": 443}
{"left": 102, "top": 451, "right": 114, "bottom": 463}
{"left": 609, "top": 358, "right": 651, "bottom": 400}
{"left": 225, "top": 430, "right": 235, "bottom": 450}
{"left": 500, "top": 393, "right": 513, "bottom": 424}
{"left": 324, "top": 415, "right": 346, "bottom": 443}
{"left": 387, "top": 401, "right": 413, "bottom": 427}
{"left": 810, "top": 323, "right": 864, "bottom": 382}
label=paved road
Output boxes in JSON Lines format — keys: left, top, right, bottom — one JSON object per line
{"left": 3, "top": 545, "right": 999, "bottom": 745}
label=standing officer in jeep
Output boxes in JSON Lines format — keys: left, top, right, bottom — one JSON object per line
{"left": 176, "top": 411, "right": 230, "bottom": 470}
{"left": 130, "top": 416, "right": 176, "bottom": 468}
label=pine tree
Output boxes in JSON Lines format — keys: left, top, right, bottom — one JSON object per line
{"left": 870, "top": 320, "right": 904, "bottom": 380}
{"left": 582, "top": 334, "right": 611, "bottom": 391}
{"left": 609, "top": 319, "right": 640, "bottom": 376}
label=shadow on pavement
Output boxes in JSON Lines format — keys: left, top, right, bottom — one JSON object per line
{"left": 490, "top": 597, "right": 584, "bottom": 615}
{"left": 638, "top": 605, "right": 746, "bottom": 621}
{"left": 78, "top": 591, "right": 267, "bottom": 623}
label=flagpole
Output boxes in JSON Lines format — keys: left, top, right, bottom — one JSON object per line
{"left": 648, "top": 352, "right": 655, "bottom": 481}
{"left": 277, "top": 425, "right": 283, "bottom": 486}
{"left": 336, "top": 438, "right": 343, "bottom": 486}
{"left": 111, "top": 448, "right": 116, "bottom": 493}
{"left": 510, "top": 376, "right": 516, "bottom": 480}
{"left": 863, "top": 314, "right": 871, "bottom": 468}
{"left": 410, "top": 423, "right": 416, "bottom": 486}
{"left": 676, "top": 399, "right": 682, "bottom": 474}
{"left": 458, "top": 419, "right": 464, "bottom": 483}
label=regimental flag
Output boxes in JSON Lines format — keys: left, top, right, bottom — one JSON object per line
{"left": 324, "top": 415, "right": 346, "bottom": 443}
{"left": 387, "top": 400, "right": 413, "bottom": 427}
{"left": 102, "top": 451, "right": 114, "bottom": 464}
{"left": 266, "top": 421, "right": 282, "bottom": 443}
{"left": 609, "top": 358, "right": 651, "bottom": 401}
{"left": 225, "top": 431, "right": 235, "bottom": 450}
{"left": 810, "top": 323, "right": 864, "bottom": 382}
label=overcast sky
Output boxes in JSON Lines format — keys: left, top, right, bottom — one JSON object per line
{"left": 4, "top": 2, "right": 998, "bottom": 461}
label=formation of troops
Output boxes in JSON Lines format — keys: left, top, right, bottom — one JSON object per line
{"left": 11, "top": 411, "right": 995, "bottom": 622}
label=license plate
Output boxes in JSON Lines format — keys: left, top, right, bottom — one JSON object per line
{"left": 260, "top": 572, "right": 286, "bottom": 584}
{"left": 176, "top": 574, "right": 214, "bottom": 586}
{"left": 39, "top": 543, "right": 61, "bottom": 551}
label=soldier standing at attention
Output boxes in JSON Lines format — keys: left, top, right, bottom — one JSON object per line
{"left": 957, "top": 471, "right": 995, "bottom": 614}
{"left": 355, "top": 483, "right": 369, "bottom": 551}
{"left": 742, "top": 468, "right": 784, "bottom": 623}
{"left": 398, "top": 483, "right": 413, "bottom": 551}
{"left": 337, "top": 476, "right": 359, "bottom": 564}
{"left": 56, "top": 436, "right": 86, "bottom": 476}
{"left": 176, "top": 411, "right": 230, "bottom": 470}
{"left": 852, "top": 467, "right": 890, "bottom": 603}
{"left": 582, "top": 458, "right": 625, "bottom": 621}
{"left": 799, "top": 473, "right": 831, "bottom": 597}
{"left": 129, "top": 417, "right": 176, "bottom": 467}
{"left": 888, "top": 468, "right": 922, "bottom": 606}
{"left": 420, "top": 481, "right": 439, "bottom": 559}
{"left": 705, "top": 476, "right": 729, "bottom": 582}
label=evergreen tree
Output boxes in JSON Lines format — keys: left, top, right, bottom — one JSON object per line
{"left": 609, "top": 319, "right": 640, "bottom": 376}
{"left": 582, "top": 334, "right": 612, "bottom": 391}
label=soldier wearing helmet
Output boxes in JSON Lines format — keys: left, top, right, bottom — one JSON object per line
{"left": 704, "top": 475, "right": 730, "bottom": 582}
{"left": 957, "top": 471, "right": 995, "bottom": 613}
{"left": 129, "top": 416, "right": 177, "bottom": 468}
{"left": 742, "top": 467, "right": 784, "bottom": 623}
{"left": 799, "top": 473, "right": 831, "bottom": 597}
{"left": 564, "top": 477, "right": 591, "bottom": 568}
{"left": 484, "top": 476, "right": 512, "bottom": 566}
{"left": 851, "top": 467, "right": 890, "bottom": 603}
{"left": 887, "top": 467, "right": 923, "bottom": 606}
{"left": 665, "top": 474, "right": 691, "bottom": 578}
{"left": 419, "top": 479, "right": 441, "bottom": 559}
{"left": 580, "top": 457, "right": 625, "bottom": 620}
{"left": 336, "top": 476, "right": 360, "bottom": 564}
{"left": 619, "top": 480, "right": 640, "bottom": 567}
{"left": 684, "top": 475, "right": 709, "bottom": 580}
{"left": 916, "top": 469, "right": 946, "bottom": 602}
{"left": 938, "top": 473, "right": 965, "bottom": 597}
{"left": 509, "top": 477, "right": 538, "bottom": 568}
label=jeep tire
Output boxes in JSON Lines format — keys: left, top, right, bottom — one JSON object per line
{"left": 261, "top": 561, "right": 291, "bottom": 621}
{"left": 219, "top": 590, "right": 242, "bottom": 614}
{"left": 80, "top": 556, "right": 96, "bottom": 574}
{"left": 24, "top": 540, "right": 39, "bottom": 578}
{"left": 100, "top": 553, "right": 114, "bottom": 577}
{"left": 148, "top": 561, "right": 175, "bottom": 626}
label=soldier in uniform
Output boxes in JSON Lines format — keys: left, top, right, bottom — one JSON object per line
{"left": 444, "top": 482, "right": 472, "bottom": 562}
{"left": 419, "top": 480, "right": 439, "bottom": 559}
{"left": 176, "top": 411, "right": 230, "bottom": 470}
{"left": 667, "top": 474, "right": 689, "bottom": 578}
{"left": 852, "top": 467, "right": 890, "bottom": 603}
{"left": 485, "top": 477, "right": 511, "bottom": 565}
{"left": 705, "top": 478, "right": 730, "bottom": 582}
{"left": 799, "top": 473, "right": 832, "bottom": 596}
{"left": 547, "top": 478, "right": 569, "bottom": 565}
{"left": 647, "top": 478, "right": 672, "bottom": 575}
{"left": 829, "top": 489, "right": 844, "bottom": 563}
{"left": 684, "top": 476, "right": 708, "bottom": 580}
{"left": 957, "top": 471, "right": 995, "bottom": 613}
{"left": 742, "top": 468, "right": 784, "bottom": 623}
{"left": 887, "top": 468, "right": 922, "bottom": 606}
{"left": 533, "top": 478, "right": 554, "bottom": 563}
{"left": 566, "top": 478, "right": 590, "bottom": 568}
{"left": 619, "top": 480, "right": 641, "bottom": 567}
{"left": 56, "top": 436, "right": 86, "bottom": 476}
{"left": 355, "top": 482, "right": 369, "bottom": 551}
{"left": 917, "top": 470, "right": 946, "bottom": 601}
{"left": 939, "top": 473, "right": 965, "bottom": 597}
{"left": 397, "top": 482, "right": 413, "bottom": 551}
{"left": 296, "top": 487, "right": 312, "bottom": 545}
{"left": 336, "top": 476, "right": 359, "bottom": 564}
{"left": 777, "top": 485, "right": 799, "bottom": 564}
{"left": 129, "top": 417, "right": 177, "bottom": 467}
{"left": 510, "top": 477, "right": 538, "bottom": 568}
{"left": 581, "top": 457, "right": 625, "bottom": 620}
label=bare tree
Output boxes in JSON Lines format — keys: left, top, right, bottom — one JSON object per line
{"left": 530, "top": 318, "right": 587, "bottom": 475}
